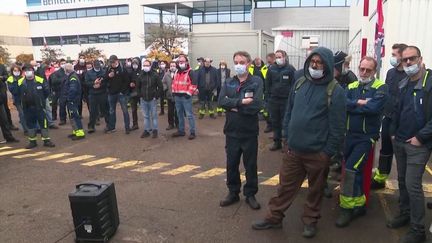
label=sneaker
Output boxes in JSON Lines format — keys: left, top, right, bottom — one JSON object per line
{"left": 141, "top": 131, "right": 150, "bottom": 138}
{"left": 387, "top": 213, "right": 410, "bottom": 229}
{"left": 104, "top": 128, "right": 116, "bottom": 134}
{"left": 172, "top": 131, "right": 185, "bottom": 137}
{"left": 302, "top": 224, "right": 317, "bottom": 238}
{"left": 152, "top": 130, "right": 158, "bottom": 138}
{"left": 219, "top": 193, "right": 240, "bottom": 207}
{"left": 251, "top": 219, "right": 282, "bottom": 230}
{"left": 188, "top": 133, "right": 196, "bottom": 140}
{"left": 245, "top": 196, "right": 261, "bottom": 210}
{"left": 335, "top": 208, "right": 354, "bottom": 228}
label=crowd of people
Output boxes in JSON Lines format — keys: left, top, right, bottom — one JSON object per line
{"left": 0, "top": 43, "right": 430, "bottom": 243}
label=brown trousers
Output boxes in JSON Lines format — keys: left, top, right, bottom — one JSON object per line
{"left": 265, "top": 149, "right": 330, "bottom": 225}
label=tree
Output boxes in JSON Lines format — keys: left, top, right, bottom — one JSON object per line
{"left": 143, "top": 17, "right": 188, "bottom": 58}
{"left": 16, "top": 54, "right": 34, "bottom": 64}
{"left": 40, "top": 47, "right": 64, "bottom": 63}
{"left": 0, "top": 45, "right": 11, "bottom": 64}
{"left": 79, "top": 47, "right": 105, "bottom": 62}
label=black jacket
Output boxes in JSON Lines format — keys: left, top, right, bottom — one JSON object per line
{"left": 336, "top": 70, "right": 357, "bottom": 89}
{"left": 218, "top": 74, "right": 263, "bottom": 138}
{"left": 105, "top": 64, "right": 131, "bottom": 95}
{"left": 383, "top": 67, "right": 407, "bottom": 118}
{"left": 18, "top": 75, "right": 49, "bottom": 109}
{"left": 49, "top": 68, "right": 66, "bottom": 92}
{"left": 85, "top": 68, "right": 107, "bottom": 95}
{"left": 136, "top": 70, "right": 163, "bottom": 101}
{"left": 265, "top": 62, "right": 296, "bottom": 99}
{"left": 197, "top": 66, "right": 219, "bottom": 91}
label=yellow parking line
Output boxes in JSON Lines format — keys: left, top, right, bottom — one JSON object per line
{"left": 132, "top": 162, "right": 170, "bottom": 173}
{"left": 240, "top": 171, "right": 263, "bottom": 182}
{"left": 81, "top": 157, "right": 118, "bottom": 166}
{"left": 13, "top": 151, "right": 49, "bottom": 159}
{"left": 161, "top": 165, "right": 200, "bottom": 175}
{"left": 426, "top": 165, "right": 432, "bottom": 176}
{"left": 106, "top": 160, "right": 144, "bottom": 169}
{"left": 58, "top": 155, "right": 96, "bottom": 164}
{"left": 0, "top": 146, "right": 12, "bottom": 151}
{"left": 191, "top": 168, "right": 225, "bottom": 179}
{"left": 35, "top": 153, "right": 73, "bottom": 161}
{"left": 0, "top": 149, "right": 29, "bottom": 156}
{"left": 260, "top": 174, "right": 279, "bottom": 186}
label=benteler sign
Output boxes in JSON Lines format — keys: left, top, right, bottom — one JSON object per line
{"left": 26, "top": 0, "right": 101, "bottom": 7}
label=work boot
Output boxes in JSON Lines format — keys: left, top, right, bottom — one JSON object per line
{"left": 88, "top": 127, "right": 95, "bottom": 134}
{"left": 269, "top": 142, "right": 282, "bottom": 151}
{"left": 59, "top": 120, "right": 66, "bottom": 125}
{"left": 141, "top": 131, "right": 150, "bottom": 138}
{"left": 370, "top": 179, "right": 386, "bottom": 190}
{"left": 219, "top": 193, "right": 240, "bottom": 207}
{"left": 172, "top": 131, "right": 185, "bottom": 137}
{"left": 387, "top": 213, "right": 410, "bottom": 229}
{"left": 198, "top": 114, "right": 204, "bottom": 119}
{"left": 26, "top": 141, "right": 37, "bottom": 149}
{"left": 335, "top": 208, "right": 354, "bottom": 228}
{"left": 188, "top": 133, "right": 196, "bottom": 140}
{"left": 264, "top": 126, "right": 272, "bottom": 133}
{"left": 43, "top": 140, "right": 55, "bottom": 147}
{"left": 209, "top": 113, "right": 216, "bottom": 119}
{"left": 400, "top": 228, "right": 426, "bottom": 243}
{"left": 166, "top": 125, "right": 175, "bottom": 130}
{"left": 302, "top": 223, "right": 317, "bottom": 238}
{"left": 131, "top": 125, "right": 139, "bottom": 131}
{"left": 251, "top": 219, "right": 282, "bottom": 230}
{"left": 245, "top": 196, "right": 261, "bottom": 210}
{"left": 152, "top": 130, "right": 158, "bottom": 138}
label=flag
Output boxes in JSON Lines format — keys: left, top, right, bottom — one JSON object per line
{"left": 43, "top": 36, "right": 47, "bottom": 48}
{"left": 374, "top": 0, "right": 385, "bottom": 58}
{"left": 77, "top": 35, "right": 81, "bottom": 46}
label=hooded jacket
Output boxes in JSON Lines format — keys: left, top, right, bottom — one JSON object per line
{"left": 283, "top": 47, "right": 346, "bottom": 157}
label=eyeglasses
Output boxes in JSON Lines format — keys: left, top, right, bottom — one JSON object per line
{"left": 310, "top": 59, "right": 324, "bottom": 66}
{"left": 401, "top": 56, "right": 419, "bottom": 63}
{"left": 359, "top": 67, "right": 374, "bottom": 73}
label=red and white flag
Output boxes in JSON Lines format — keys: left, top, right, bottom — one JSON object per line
{"left": 374, "top": 0, "right": 385, "bottom": 58}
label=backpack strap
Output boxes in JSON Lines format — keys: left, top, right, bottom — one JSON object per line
{"left": 326, "top": 79, "right": 338, "bottom": 107}
{"left": 294, "top": 76, "right": 306, "bottom": 92}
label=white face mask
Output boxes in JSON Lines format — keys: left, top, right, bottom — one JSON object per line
{"left": 13, "top": 71, "right": 21, "bottom": 76}
{"left": 404, "top": 63, "right": 420, "bottom": 76}
{"left": 126, "top": 62, "right": 132, "bottom": 67}
{"left": 390, "top": 56, "right": 400, "bottom": 67}
{"left": 170, "top": 67, "right": 177, "bottom": 72}
{"left": 275, "top": 58, "right": 285, "bottom": 66}
{"left": 234, "top": 64, "right": 247, "bottom": 76}
{"left": 179, "top": 63, "right": 187, "bottom": 70}
{"left": 60, "top": 64, "right": 66, "bottom": 69}
{"left": 79, "top": 59, "right": 85, "bottom": 64}
{"left": 160, "top": 64, "right": 166, "bottom": 69}
{"left": 143, "top": 66, "right": 151, "bottom": 72}
{"left": 220, "top": 65, "right": 226, "bottom": 69}
{"left": 308, "top": 67, "right": 324, "bottom": 79}
{"left": 25, "top": 71, "right": 34, "bottom": 79}
{"left": 94, "top": 68, "right": 100, "bottom": 72}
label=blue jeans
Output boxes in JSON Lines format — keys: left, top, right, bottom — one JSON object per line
{"left": 13, "top": 103, "right": 28, "bottom": 132}
{"left": 140, "top": 98, "right": 158, "bottom": 131}
{"left": 108, "top": 93, "right": 130, "bottom": 130}
{"left": 45, "top": 98, "right": 54, "bottom": 126}
{"left": 174, "top": 96, "right": 195, "bottom": 134}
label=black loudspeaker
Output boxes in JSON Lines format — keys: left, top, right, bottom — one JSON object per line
{"left": 68, "top": 181, "right": 120, "bottom": 243}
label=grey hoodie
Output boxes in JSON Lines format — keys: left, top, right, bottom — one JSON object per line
{"left": 283, "top": 47, "right": 346, "bottom": 157}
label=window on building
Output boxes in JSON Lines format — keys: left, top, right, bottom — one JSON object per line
{"left": 29, "top": 5, "right": 129, "bottom": 21}
{"left": 119, "top": 33, "right": 130, "bottom": 42}
{"left": 31, "top": 37, "right": 43, "bottom": 46}
{"left": 107, "top": 7, "right": 118, "bottom": 15}
{"left": 47, "top": 12, "right": 57, "bottom": 20}
{"left": 271, "top": 0, "right": 286, "bottom": 7}
{"left": 46, "top": 36, "right": 60, "bottom": 45}
{"left": 316, "top": 0, "right": 330, "bottom": 6}
{"left": 118, "top": 6, "right": 129, "bottom": 14}
{"left": 76, "top": 9, "right": 86, "bottom": 18}
{"left": 86, "top": 8, "right": 96, "bottom": 17}
{"left": 331, "top": 0, "right": 347, "bottom": 6}
{"left": 29, "top": 13, "right": 38, "bottom": 21}
{"left": 66, "top": 10, "right": 77, "bottom": 18}
{"left": 98, "top": 34, "right": 109, "bottom": 43}
{"left": 300, "top": 0, "right": 315, "bottom": 6}
{"left": 108, "top": 33, "right": 120, "bottom": 42}
{"left": 97, "top": 7, "right": 107, "bottom": 16}
{"left": 38, "top": 12, "right": 48, "bottom": 20}
{"left": 79, "top": 35, "right": 89, "bottom": 44}
{"left": 57, "top": 11, "right": 67, "bottom": 19}
{"left": 88, "top": 35, "right": 98, "bottom": 44}
{"left": 286, "top": 0, "right": 300, "bottom": 7}
{"left": 64, "top": 35, "right": 78, "bottom": 44}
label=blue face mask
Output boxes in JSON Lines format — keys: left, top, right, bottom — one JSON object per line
{"left": 234, "top": 64, "right": 247, "bottom": 76}
{"left": 390, "top": 56, "right": 400, "bottom": 67}
{"left": 403, "top": 63, "right": 420, "bottom": 76}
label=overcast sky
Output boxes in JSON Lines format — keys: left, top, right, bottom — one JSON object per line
{"left": 0, "top": 0, "right": 27, "bottom": 14}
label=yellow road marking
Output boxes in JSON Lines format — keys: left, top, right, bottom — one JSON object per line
{"left": 132, "top": 162, "right": 170, "bottom": 173}
{"left": 240, "top": 171, "right": 263, "bottom": 182}
{"left": 0, "top": 146, "right": 12, "bottom": 151}
{"left": 106, "top": 160, "right": 144, "bottom": 169}
{"left": 13, "top": 151, "right": 49, "bottom": 159}
{"left": 58, "top": 155, "right": 96, "bottom": 164}
{"left": 35, "top": 153, "right": 73, "bottom": 161}
{"left": 82, "top": 157, "right": 118, "bottom": 166}
{"left": 161, "top": 165, "right": 200, "bottom": 175}
{"left": 0, "top": 149, "right": 29, "bottom": 156}
{"left": 191, "top": 168, "right": 225, "bottom": 179}
{"left": 260, "top": 174, "right": 279, "bottom": 186}
{"left": 426, "top": 165, "right": 432, "bottom": 176}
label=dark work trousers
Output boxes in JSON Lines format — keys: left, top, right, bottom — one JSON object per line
{"left": 266, "top": 150, "right": 330, "bottom": 225}
{"left": 51, "top": 89, "right": 61, "bottom": 120}
{"left": 269, "top": 98, "right": 288, "bottom": 143}
{"left": 160, "top": 92, "right": 165, "bottom": 114}
{"left": 88, "top": 93, "right": 109, "bottom": 129}
{"left": 394, "top": 140, "right": 431, "bottom": 233}
{"left": 225, "top": 135, "right": 258, "bottom": 197}
{"left": 3, "top": 102, "right": 13, "bottom": 128}
{"left": 77, "top": 92, "right": 83, "bottom": 117}
{"left": 378, "top": 117, "right": 393, "bottom": 174}
{"left": 59, "top": 99, "right": 68, "bottom": 122}
{"left": 198, "top": 89, "right": 214, "bottom": 114}
{"left": 0, "top": 104, "right": 14, "bottom": 140}
{"left": 167, "top": 99, "right": 178, "bottom": 127}
{"left": 130, "top": 96, "right": 139, "bottom": 127}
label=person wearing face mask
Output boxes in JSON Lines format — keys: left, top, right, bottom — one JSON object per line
{"left": 0, "top": 68, "right": 19, "bottom": 143}
{"left": 136, "top": 60, "right": 163, "bottom": 138}
{"left": 85, "top": 60, "right": 108, "bottom": 133}
{"left": 50, "top": 59, "right": 68, "bottom": 125}
{"left": 105, "top": 55, "right": 132, "bottom": 134}
{"left": 333, "top": 51, "right": 357, "bottom": 89}
{"left": 266, "top": 50, "right": 296, "bottom": 151}
{"left": 18, "top": 64, "right": 55, "bottom": 148}
{"left": 216, "top": 60, "right": 231, "bottom": 116}
{"left": 128, "top": 58, "right": 141, "bottom": 131}
{"left": 62, "top": 63, "right": 85, "bottom": 140}
{"left": 196, "top": 57, "right": 219, "bottom": 119}
{"left": 252, "top": 47, "right": 346, "bottom": 238}
{"left": 218, "top": 51, "right": 263, "bottom": 210}
{"left": 7, "top": 65, "right": 28, "bottom": 135}
{"left": 335, "top": 57, "right": 388, "bottom": 228}
{"left": 162, "top": 61, "right": 179, "bottom": 130}
{"left": 74, "top": 55, "right": 87, "bottom": 117}
{"left": 387, "top": 46, "right": 432, "bottom": 243}
{"left": 0, "top": 62, "right": 17, "bottom": 131}
{"left": 158, "top": 61, "right": 168, "bottom": 116}
{"left": 371, "top": 43, "right": 408, "bottom": 190}
{"left": 171, "top": 54, "right": 198, "bottom": 140}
